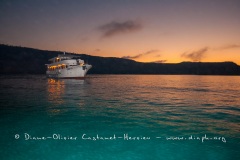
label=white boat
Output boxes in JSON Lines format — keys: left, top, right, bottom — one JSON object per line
{"left": 46, "top": 53, "right": 92, "bottom": 79}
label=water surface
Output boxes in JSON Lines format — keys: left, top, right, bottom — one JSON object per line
{"left": 0, "top": 75, "right": 240, "bottom": 159}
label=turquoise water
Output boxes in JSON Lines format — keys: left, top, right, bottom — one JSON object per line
{"left": 0, "top": 75, "right": 240, "bottom": 160}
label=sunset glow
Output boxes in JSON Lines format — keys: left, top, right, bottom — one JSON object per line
{"left": 0, "top": 0, "right": 239, "bottom": 64}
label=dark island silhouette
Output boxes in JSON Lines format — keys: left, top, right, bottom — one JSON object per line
{"left": 0, "top": 44, "right": 240, "bottom": 75}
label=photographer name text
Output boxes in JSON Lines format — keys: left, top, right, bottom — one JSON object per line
{"left": 14, "top": 133, "right": 226, "bottom": 143}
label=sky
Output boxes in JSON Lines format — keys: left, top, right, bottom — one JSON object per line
{"left": 0, "top": 0, "right": 240, "bottom": 64}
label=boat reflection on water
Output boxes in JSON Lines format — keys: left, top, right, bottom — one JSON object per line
{"left": 47, "top": 78, "right": 65, "bottom": 105}
{"left": 46, "top": 78, "right": 86, "bottom": 115}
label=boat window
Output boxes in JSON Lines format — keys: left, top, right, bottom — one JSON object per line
{"left": 55, "top": 58, "right": 60, "bottom": 62}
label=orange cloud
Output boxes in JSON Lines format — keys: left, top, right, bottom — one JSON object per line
{"left": 122, "top": 49, "right": 159, "bottom": 59}
{"left": 217, "top": 44, "right": 240, "bottom": 50}
{"left": 181, "top": 47, "right": 209, "bottom": 62}
{"left": 151, "top": 60, "right": 167, "bottom": 63}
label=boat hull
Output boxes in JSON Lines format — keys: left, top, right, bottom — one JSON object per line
{"left": 46, "top": 65, "right": 92, "bottom": 79}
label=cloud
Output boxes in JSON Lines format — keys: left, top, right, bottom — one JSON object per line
{"left": 151, "top": 60, "right": 167, "bottom": 63}
{"left": 98, "top": 20, "right": 142, "bottom": 37}
{"left": 181, "top": 47, "right": 208, "bottom": 62}
{"left": 143, "top": 50, "right": 159, "bottom": 55}
{"left": 217, "top": 44, "right": 240, "bottom": 50}
{"left": 94, "top": 49, "right": 101, "bottom": 52}
{"left": 122, "top": 49, "right": 159, "bottom": 59}
{"left": 78, "top": 37, "right": 88, "bottom": 43}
